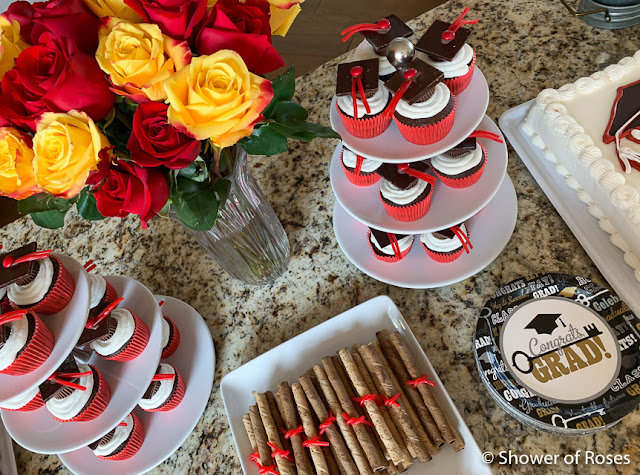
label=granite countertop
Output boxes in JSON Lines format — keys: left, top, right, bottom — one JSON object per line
{"left": 3, "top": 0, "right": 640, "bottom": 473}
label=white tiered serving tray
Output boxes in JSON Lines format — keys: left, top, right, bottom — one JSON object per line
{"left": 330, "top": 68, "right": 489, "bottom": 162}
{"left": 0, "top": 418, "right": 16, "bottom": 475}
{"left": 333, "top": 175, "right": 517, "bottom": 289}
{"left": 58, "top": 296, "right": 215, "bottom": 475}
{"left": 331, "top": 115, "right": 508, "bottom": 233}
{"left": 499, "top": 101, "right": 640, "bottom": 317}
{"left": 0, "top": 254, "right": 89, "bottom": 405}
{"left": 221, "top": 295, "right": 491, "bottom": 475}
{"left": 2, "top": 276, "right": 163, "bottom": 454}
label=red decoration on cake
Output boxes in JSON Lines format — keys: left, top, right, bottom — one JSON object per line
{"left": 397, "top": 163, "right": 438, "bottom": 185}
{"left": 451, "top": 225, "right": 473, "bottom": 254}
{"left": 341, "top": 19, "right": 391, "bottom": 42}
{"left": 441, "top": 7, "right": 478, "bottom": 44}
{"left": 255, "top": 462, "right": 280, "bottom": 475}
{"left": 406, "top": 375, "right": 436, "bottom": 388}
{"left": 3, "top": 249, "right": 52, "bottom": 268}
{"left": 469, "top": 130, "right": 503, "bottom": 143}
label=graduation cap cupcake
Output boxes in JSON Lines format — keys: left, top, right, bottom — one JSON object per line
{"left": 415, "top": 7, "right": 478, "bottom": 95}
{"left": 335, "top": 58, "right": 392, "bottom": 138}
{"left": 89, "top": 413, "right": 145, "bottom": 460}
{"left": 431, "top": 130, "right": 502, "bottom": 188}
{"left": 340, "top": 145, "right": 381, "bottom": 186}
{"left": 2, "top": 243, "right": 75, "bottom": 315}
{"left": 0, "top": 309, "right": 54, "bottom": 376}
{"left": 384, "top": 58, "right": 456, "bottom": 145}
{"left": 345, "top": 14, "right": 413, "bottom": 81}
{"left": 377, "top": 161, "right": 437, "bottom": 221}
{"left": 138, "top": 363, "right": 185, "bottom": 412}
{"left": 367, "top": 227, "right": 414, "bottom": 262}
{"left": 420, "top": 223, "right": 472, "bottom": 263}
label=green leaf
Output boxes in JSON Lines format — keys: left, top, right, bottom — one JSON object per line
{"left": 76, "top": 189, "right": 104, "bottom": 221}
{"left": 30, "top": 210, "right": 67, "bottom": 229}
{"left": 178, "top": 157, "right": 209, "bottom": 183}
{"left": 171, "top": 177, "right": 218, "bottom": 231}
{"left": 263, "top": 66, "right": 296, "bottom": 119}
{"left": 213, "top": 179, "right": 231, "bottom": 210}
{"left": 270, "top": 121, "right": 341, "bottom": 142}
{"left": 17, "top": 193, "right": 75, "bottom": 215}
{"left": 269, "top": 101, "right": 308, "bottom": 124}
{"left": 239, "top": 124, "right": 289, "bottom": 156}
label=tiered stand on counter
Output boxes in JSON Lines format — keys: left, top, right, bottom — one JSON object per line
{"left": 330, "top": 67, "right": 517, "bottom": 289}
{"left": 0, "top": 258, "right": 215, "bottom": 475}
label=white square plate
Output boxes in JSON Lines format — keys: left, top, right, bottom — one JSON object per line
{"left": 221, "top": 295, "right": 491, "bottom": 474}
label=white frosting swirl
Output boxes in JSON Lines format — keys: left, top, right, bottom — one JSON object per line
{"left": 88, "top": 274, "right": 107, "bottom": 310}
{"left": 611, "top": 186, "right": 640, "bottom": 210}
{"left": 420, "top": 223, "right": 469, "bottom": 252}
{"left": 394, "top": 82, "right": 450, "bottom": 119}
{"left": 370, "top": 233, "right": 413, "bottom": 255}
{"left": 0, "top": 314, "right": 28, "bottom": 371}
{"left": 91, "top": 309, "right": 136, "bottom": 356}
{"left": 337, "top": 80, "right": 389, "bottom": 119}
{"left": 7, "top": 258, "right": 54, "bottom": 306}
{"left": 380, "top": 179, "right": 428, "bottom": 205}
{"left": 93, "top": 414, "right": 135, "bottom": 457}
{"left": 421, "top": 43, "right": 473, "bottom": 78}
{"left": 161, "top": 317, "right": 170, "bottom": 349}
{"left": 431, "top": 144, "right": 483, "bottom": 176}
{"left": 342, "top": 147, "right": 380, "bottom": 173}
{"left": 46, "top": 364, "right": 95, "bottom": 420}
{"left": 0, "top": 384, "right": 39, "bottom": 410}
{"left": 138, "top": 364, "right": 176, "bottom": 410}
{"left": 353, "top": 40, "right": 396, "bottom": 77}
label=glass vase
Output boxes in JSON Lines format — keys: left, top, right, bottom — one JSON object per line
{"left": 175, "top": 147, "right": 290, "bottom": 285}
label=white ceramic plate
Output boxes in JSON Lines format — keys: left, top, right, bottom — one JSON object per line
{"left": 0, "top": 419, "right": 17, "bottom": 475}
{"left": 499, "top": 101, "right": 640, "bottom": 317}
{"left": 330, "top": 69, "right": 489, "bottom": 162}
{"left": 0, "top": 254, "right": 89, "bottom": 405}
{"left": 221, "top": 295, "right": 491, "bottom": 475}
{"left": 2, "top": 276, "right": 163, "bottom": 454}
{"left": 58, "top": 295, "right": 215, "bottom": 475}
{"left": 330, "top": 115, "right": 508, "bottom": 234}
{"left": 333, "top": 175, "right": 517, "bottom": 289}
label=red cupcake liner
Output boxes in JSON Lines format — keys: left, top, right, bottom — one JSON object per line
{"left": 336, "top": 102, "right": 391, "bottom": 138}
{"left": 52, "top": 365, "right": 111, "bottom": 423}
{"left": 161, "top": 316, "right": 180, "bottom": 359}
{"left": 340, "top": 152, "right": 381, "bottom": 187}
{"left": 98, "top": 413, "right": 146, "bottom": 461}
{"left": 380, "top": 187, "right": 434, "bottom": 222}
{"left": 443, "top": 52, "right": 476, "bottom": 95}
{"left": 394, "top": 95, "right": 457, "bottom": 145}
{"left": 421, "top": 243, "right": 464, "bottom": 263}
{"left": 0, "top": 313, "right": 54, "bottom": 376}
{"left": 0, "top": 392, "right": 45, "bottom": 411}
{"left": 143, "top": 366, "right": 185, "bottom": 412}
{"left": 367, "top": 232, "right": 413, "bottom": 263}
{"left": 100, "top": 310, "right": 150, "bottom": 362}
{"left": 10, "top": 256, "right": 76, "bottom": 315}
{"left": 433, "top": 147, "right": 487, "bottom": 189}
{"left": 103, "top": 280, "right": 118, "bottom": 306}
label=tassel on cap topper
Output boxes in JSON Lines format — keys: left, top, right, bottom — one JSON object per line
{"left": 377, "top": 161, "right": 434, "bottom": 190}
{"left": 370, "top": 228, "right": 410, "bottom": 259}
{"left": 341, "top": 14, "right": 412, "bottom": 54}
{"left": 335, "top": 58, "right": 379, "bottom": 118}
{"left": 39, "top": 354, "right": 81, "bottom": 402}
{"left": 446, "top": 130, "right": 503, "bottom": 156}
{"left": 0, "top": 242, "right": 46, "bottom": 289}
{"left": 433, "top": 224, "right": 473, "bottom": 254}
{"left": 415, "top": 7, "right": 478, "bottom": 61}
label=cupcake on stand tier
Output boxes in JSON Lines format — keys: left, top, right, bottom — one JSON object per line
{"left": 330, "top": 9, "right": 517, "bottom": 289}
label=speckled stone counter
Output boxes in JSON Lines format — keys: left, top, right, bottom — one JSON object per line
{"left": 4, "top": 1, "right": 640, "bottom": 474}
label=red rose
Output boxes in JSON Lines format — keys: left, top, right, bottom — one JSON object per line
{"left": 128, "top": 102, "right": 201, "bottom": 169}
{"left": 0, "top": 33, "right": 114, "bottom": 131}
{"left": 196, "top": 0, "right": 284, "bottom": 75}
{"left": 124, "top": 0, "right": 207, "bottom": 44}
{"left": 88, "top": 154, "right": 170, "bottom": 228}
{"left": 5, "top": 0, "right": 100, "bottom": 54}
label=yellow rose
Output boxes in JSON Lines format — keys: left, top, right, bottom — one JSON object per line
{"left": 33, "top": 111, "right": 109, "bottom": 198}
{"left": 268, "top": 0, "right": 303, "bottom": 36}
{"left": 83, "top": 0, "right": 142, "bottom": 22}
{"left": 0, "top": 127, "right": 39, "bottom": 200}
{"left": 164, "top": 50, "right": 274, "bottom": 147}
{"left": 0, "top": 16, "right": 28, "bottom": 80}
{"left": 96, "top": 18, "right": 191, "bottom": 102}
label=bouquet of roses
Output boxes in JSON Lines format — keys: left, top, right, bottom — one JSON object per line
{"left": 0, "top": 0, "right": 338, "bottom": 230}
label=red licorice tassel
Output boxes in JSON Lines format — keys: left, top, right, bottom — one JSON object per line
{"left": 397, "top": 163, "right": 437, "bottom": 185}
{"left": 406, "top": 376, "right": 436, "bottom": 388}
{"left": 388, "top": 234, "right": 401, "bottom": 259}
{"left": 382, "top": 393, "right": 402, "bottom": 408}
{"left": 351, "top": 394, "right": 379, "bottom": 406}
{"left": 3, "top": 250, "right": 52, "bottom": 268}
{"left": 256, "top": 462, "right": 280, "bottom": 475}
{"left": 118, "top": 421, "right": 128, "bottom": 427}
{"left": 441, "top": 7, "right": 478, "bottom": 43}
{"left": 342, "top": 413, "right": 374, "bottom": 427}
{"left": 152, "top": 373, "right": 176, "bottom": 381}
{"left": 384, "top": 68, "right": 417, "bottom": 119}
{"left": 48, "top": 371, "right": 93, "bottom": 392}
{"left": 469, "top": 130, "right": 503, "bottom": 143}
{"left": 302, "top": 436, "right": 330, "bottom": 448}
{"left": 0, "top": 310, "right": 28, "bottom": 326}
{"left": 85, "top": 297, "right": 124, "bottom": 329}
{"left": 451, "top": 225, "right": 473, "bottom": 254}
{"left": 354, "top": 155, "right": 364, "bottom": 175}
{"left": 341, "top": 18, "right": 391, "bottom": 42}
{"left": 350, "top": 66, "right": 371, "bottom": 117}
{"left": 267, "top": 441, "right": 293, "bottom": 462}
{"left": 281, "top": 425, "right": 304, "bottom": 439}
{"left": 319, "top": 411, "right": 337, "bottom": 435}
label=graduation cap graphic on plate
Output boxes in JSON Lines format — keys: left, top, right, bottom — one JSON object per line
{"left": 524, "top": 313, "right": 566, "bottom": 335}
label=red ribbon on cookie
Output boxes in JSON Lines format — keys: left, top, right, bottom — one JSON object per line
{"left": 85, "top": 297, "right": 124, "bottom": 329}
{"left": 382, "top": 393, "right": 402, "bottom": 408}
{"left": 256, "top": 462, "right": 280, "bottom": 475}
{"left": 281, "top": 425, "right": 304, "bottom": 439}
{"left": 406, "top": 375, "right": 436, "bottom": 388}
{"left": 319, "top": 411, "right": 337, "bottom": 435}
{"left": 341, "top": 18, "right": 391, "bottom": 42}
{"left": 267, "top": 441, "right": 293, "bottom": 462}
{"left": 3, "top": 250, "right": 52, "bottom": 268}
{"left": 441, "top": 7, "right": 478, "bottom": 44}
{"left": 302, "top": 435, "right": 330, "bottom": 448}
{"left": 351, "top": 393, "right": 379, "bottom": 406}
{"left": 342, "top": 413, "right": 374, "bottom": 427}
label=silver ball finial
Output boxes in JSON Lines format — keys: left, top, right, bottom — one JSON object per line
{"left": 386, "top": 37, "right": 415, "bottom": 70}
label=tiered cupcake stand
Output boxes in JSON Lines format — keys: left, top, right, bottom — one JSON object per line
{"left": 0, "top": 259, "right": 215, "bottom": 475}
{"left": 330, "top": 67, "right": 518, "bottom": 289}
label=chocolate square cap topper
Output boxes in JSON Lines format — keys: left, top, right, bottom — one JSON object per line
{"left": 336, "top": 58, "right": 379, "bottom": 97}
{"left": 416, "top": 19, "right": 471, "bottom": 62}
{"left": 369, "top": 228, "right": 409, "bottom": 247}
{"left": 433, "top": 223, "right": 463, "bottom": 240}
{"left": 446, "top": 137, "right": 476, "bottom": 155}
{"left": 361, "top": 14, "right": 413, "bottom": 54}
{"left": 384, "top": 58, "right": 443, "bottom": 105}
{"left": 0, "top": 242, "right": 39, "bottom": 289}
{"left": 377, "top": 161, "right": 431, "bottom": 190}
{"left": 39, "top": 354, "right": 80, "bottom": 402}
